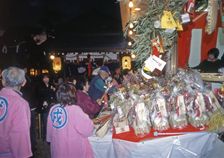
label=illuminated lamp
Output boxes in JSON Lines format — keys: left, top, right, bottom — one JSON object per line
{"left": 122, "top": 56, "right": 132, "bottom": 70}
{"left": 53, "top": 57, "right": 62, "bottom": 72}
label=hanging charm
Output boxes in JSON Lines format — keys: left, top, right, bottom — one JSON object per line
{"left": 176, "top": 20, "right": 183, "bottom": 31}
{"left": 184, "top": 0, "right": 195, "bottom": 14}
{"left": 151, "top": 35, "right": 164, "bottom": 56}
{"left": 161, "top": 11, "right": 177, "bottom": 29}
{"left": 206, "top": 0, "right": 218, "bottom": 35}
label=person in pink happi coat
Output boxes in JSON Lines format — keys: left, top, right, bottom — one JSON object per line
{"left": 0, "top": 67, "right": 32, "bottom": 158}
{"left": 47, "top": 83, "right": 94, "bottom": 158}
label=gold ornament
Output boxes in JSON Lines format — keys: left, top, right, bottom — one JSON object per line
{"left": 176, "top": 20, "right": 183, "bottom": 31}
{"left": 161, "top": 11, "right": 177, "bottom": 29}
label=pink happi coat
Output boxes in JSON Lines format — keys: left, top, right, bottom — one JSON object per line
{"left": 0, "top": 88, "right": 32, "bottom": 158}
{"left": 47, "top": 104, "right": 94, "bottom": 158}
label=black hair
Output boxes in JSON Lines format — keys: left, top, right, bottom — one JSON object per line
{"left": 56, "top": 83, "right": 77, "bottom": 106}
{"left": 208, "top": 48, "right": 219, "bottom": 59}
{"left": 42, "top": 73, "right": 49, "bottom": 79}
{"left": 76, "top": 77, "right": 88, "bottom": 90}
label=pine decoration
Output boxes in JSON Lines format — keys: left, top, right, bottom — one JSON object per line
{"left": 125, "top": 0, "right": 187, "bottom": 67}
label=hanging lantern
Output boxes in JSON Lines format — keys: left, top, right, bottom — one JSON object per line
{"left": 122, "top": 56, "right": 132, "bottom": 70}
{"left": 53, "top": 57, "right": 62, "bottom": 72}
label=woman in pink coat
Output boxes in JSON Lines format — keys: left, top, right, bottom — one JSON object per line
{"left": 47, "top": 83, "right": 94, "bottom": 158}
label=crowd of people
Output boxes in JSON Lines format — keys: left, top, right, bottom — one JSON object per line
{"left": 0, "top": 63, "right": 130, "bottom": 158}
{"left": 1, "top": 48, "right": 223, "bottom": 158}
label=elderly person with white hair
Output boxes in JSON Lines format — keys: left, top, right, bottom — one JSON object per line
{"left": 0, "top": 67, "right": 32, "bottom": 158}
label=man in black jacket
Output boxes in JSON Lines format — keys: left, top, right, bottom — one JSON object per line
{"left": 192, "top": 48, "right": 224, "bottom": 73}
{"left": 37, "top": 74, "right": 56, "bottom": 141}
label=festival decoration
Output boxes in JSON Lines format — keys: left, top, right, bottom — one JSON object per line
{"left": 184, "top": 0, "right": 195, "bottom": 13}
{"left": 124, "top": 0, "right": 187, "bottom": 66}
{"left": 92, "top": 69, "right": 224, "bottom": 138}
{"left": 161, "top": 11, "right": 177, "bottom": 29}
{"left": 122, "top": 56, "right": 132, "bottom": 70}
{"left": 151, "top": 35, "right": 164, "bottom": 56}
{"left": 206, "top": 0, "right": 219, "bottom": 35}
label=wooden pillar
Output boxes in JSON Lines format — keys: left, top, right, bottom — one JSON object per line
{"left": 119, "top": 1, "right": 130, "bottom": 32}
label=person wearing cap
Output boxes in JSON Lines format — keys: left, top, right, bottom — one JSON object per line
{"left": 191, "top": 48, "right": 224, "bottom": 73}
{"left": 0, "top": 67, "right": 32, "bottom": 158}
{"left": 88, "top": 66, "right": 115, "bottom": 105}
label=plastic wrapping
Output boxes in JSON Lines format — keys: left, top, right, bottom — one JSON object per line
{"left": 151, "top": 92, "right": 170, "bottom": 131}
{"left": 169, "top": 94, "right": 188, "bottom": 129}
{"left": 188, "top": 92, "right": 209, "bottom": 128}
{"left": 132, "top": 98, "right": 151, "bottom": 137}
{"left": 93, "top": 68, "right": 224, "bottom": 138}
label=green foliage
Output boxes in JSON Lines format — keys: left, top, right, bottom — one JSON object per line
{"left": 125, "top": 0, "right": 187, "bottom": 66}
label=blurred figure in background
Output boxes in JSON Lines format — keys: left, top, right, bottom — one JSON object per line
{"left": 0, "top": 67, "right": 32, "bottom": 158}
{"left": 88, "top": 66, "right": 116, "bottom": 106}
{"left": 112, "top": 65, "right": 123, "bottom": 88}
{"left": 37, "top": 74, "right": 56, "bottom": 141}
{"left": 21, "top": 68, "right": 37, "bottom": 155}
{"left": 76, "top": 77, "right": 101, "bottom": 119}
{"left": 47, "top": 83, "right": 94, "bottom": 158}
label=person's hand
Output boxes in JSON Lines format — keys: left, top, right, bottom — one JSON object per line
{"left": 96, "top": 99, "right": 102, "bottom": 106}
{"left": 51, "top": 85, "right": 56, "bottom": 91}
{"left": 112, "top": 79, "right": 118, "bottom": 86}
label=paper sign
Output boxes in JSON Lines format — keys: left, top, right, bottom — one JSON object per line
{"left": 136, "top": 103, "right": 148, "bottom": 122}
{"left": 177, "top": 95, "right": 186, "bottom": 115}
{"left": 144, "top": 55, "right": 166, "bottom": 72}
{"left": 152, "top": 55, "right": 166, "bottom": 71}
{"left": 144, "top": 56, "right": 156, "bottom": 72}
{"left": 197, "top": 93, "right": 206, "bottom": 112}
{"left": 117, "top": 106, "right": 124, "bottom": 119}
{"left": 181, "top": 13, "right": 191, "bottom": 24}
{"left": 115, "top": 125, "right": 130, "bottom": 134}
{"left": 157, "top": 98, "right": 168, "bottom": 117}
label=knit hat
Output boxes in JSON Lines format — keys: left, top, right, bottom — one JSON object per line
{"left": 100, "top": 66, "right": 110, "bottom": 74}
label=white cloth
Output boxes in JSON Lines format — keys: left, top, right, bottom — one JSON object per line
{"left": 89, "top": 132, "right": 115, "bottom": 158}
{"left": 89, "top": 132, "right": 224, "bottom": 158}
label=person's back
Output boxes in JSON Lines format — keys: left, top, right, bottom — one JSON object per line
{"left": 47, "top": 104, "right": 93, "bottom": 158}
{"left": 47, "top": 83, "right": 94, "bottom": 158}
{"left": 88, "top": 75, "right": 105, "bottom": 101}
{"left": 0, "top": 67, "right": 32, "bottom": 158}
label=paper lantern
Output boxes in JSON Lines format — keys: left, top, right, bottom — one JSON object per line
{"left": 122, "top": 56, "right": 131, "bottom": 70}
{"left": 53, "top": 57, "right": 62, "bottom": 72}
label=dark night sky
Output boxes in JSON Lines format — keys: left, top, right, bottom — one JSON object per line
{"left": 0, "top": 0, "right": 122, "bottom": 34}
{"left": 0, "top": 0, "right": 124, "bottom": 50}
{"left": 0, "top": 0, "right": 125, "bottom": 68}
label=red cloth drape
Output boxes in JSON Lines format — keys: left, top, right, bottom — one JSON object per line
{"left": 113, "top": 125, "right": 205, "bottom": 142}
{"left": 178, "top": 12, "right": 221, "bottom": 68}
